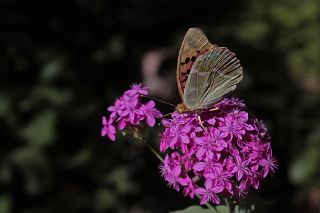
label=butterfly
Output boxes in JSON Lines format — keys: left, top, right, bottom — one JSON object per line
{"left": 175, "top": 28, "right": 243, "bottom": 113}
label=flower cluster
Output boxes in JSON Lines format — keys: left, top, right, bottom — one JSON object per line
{"left": 160, "top": 98, "right": 277, "bottom": 205}
{"left": 101, "top": 83, "right": 162, "bottom": 141}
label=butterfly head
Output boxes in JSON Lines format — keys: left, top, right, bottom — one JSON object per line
{"left": 175, "top": 102, "right": 190, "bottom": 113}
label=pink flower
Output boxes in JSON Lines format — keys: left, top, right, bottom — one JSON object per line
{"left": 195, "top": 179, "right": 223, "bottom": 205}
{"left": 107, "top": 99, "right": 124, "bottom": 120}
{"left": 182, "top": 176, "right": 196, "bottom": 199}
{"left": 124, "top": 83, "right": 149, "bottom": 96}
{"left": 101, "top": 116, "right": 116, "bottom": 141}
{"left": 159, "top": 97, "right": 277, "bottom": 204}
{"left": 160, "top": 154, "right": 186, "bottom": 191}
{"left": 101, "top": 83, "right": 162, "bottom": 141}
{"left": 219, "top": 115, "right": 245, "bottom": 140}
{"left": 193, "top": 157, "right": 219, "bottom": 179}
{"left": 120, "top": 95, "right": 143, "bottom": 124}
{"left": 169, "top": 124, "right": 192, "bottom": 147}
{"left": 205, "top": 163, "right": 234, "bottom": 194}
{"left": 259, "top": 152, "right": 278, "bottom": 178}
{"left": 231, "top": 153, "right": 252, "bottom": 181}
{"left": 140, "top": 100, "right": 162, "bottom": 127}
{"left": 194, "top": 128, "right": 228, "bottom": 160}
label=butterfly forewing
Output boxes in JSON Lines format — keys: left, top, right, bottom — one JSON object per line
{"left": 183, "top": 47, "right": 243, "bottom": 110}
{"left": 176, "top": 28, "right": 218, "bottom": 100}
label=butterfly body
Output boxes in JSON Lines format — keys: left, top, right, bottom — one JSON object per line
{"left": 176, "top": 28, "right": 243, "bottom": 113}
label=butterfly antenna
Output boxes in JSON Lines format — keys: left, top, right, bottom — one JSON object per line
{"left": 159, "top": 112, "right": 173, "bottom": 119}
{"left": 141, "top": 95, "right": 176, "bottom": 107}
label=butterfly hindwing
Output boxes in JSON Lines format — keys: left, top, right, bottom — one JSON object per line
{"left": 183, "top": 47, "right": 243, "bottom": 110}
{"left": 176, "top": 28, "right": 218, "bottom": 100}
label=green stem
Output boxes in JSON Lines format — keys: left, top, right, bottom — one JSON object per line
{"left": 141, "top": 136, "right": 164, "bottom": 162}
{"left": 224, "top": 198, "right": 233, "bottom": 213}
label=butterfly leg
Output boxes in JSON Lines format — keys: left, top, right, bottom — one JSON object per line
{"left": 209, "top": 107, "right": 219, "bottom": 112}
{"left": 209, "top": 107, "right": 228, "bottom": 114}
{"left": 197, "top": 115, "right": 205, "bottom": 129}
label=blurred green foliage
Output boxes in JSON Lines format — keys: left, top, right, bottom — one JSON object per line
{"left": 1, "top": 0, "right": 320, "bottom": 212}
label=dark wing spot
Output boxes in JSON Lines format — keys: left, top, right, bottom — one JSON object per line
{"left": 185, "top": 57, "right": 190, "bottom": 63}
{"left": 196, "top": 50, "right": 200, "bottom": 53}
{"left": 191, "top": 56, "right": 196, "bottom": 62}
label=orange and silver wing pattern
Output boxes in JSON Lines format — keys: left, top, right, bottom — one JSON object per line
{"left": 183, "top": 47, "right": 243, "bottom": 110}
{"left": 176, "top": 28, "right": 218, "bottom": 100}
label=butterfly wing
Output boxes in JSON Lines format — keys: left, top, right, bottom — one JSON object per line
{"left": 183, "top": 47, "right": 243, "bottom": 110}
{"left": 176, "top": 28, "right": 218, "bottom": 100}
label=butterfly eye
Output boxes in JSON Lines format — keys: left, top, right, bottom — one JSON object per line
{"left": 191, "top": 56, "right": 196, "bottom": 62}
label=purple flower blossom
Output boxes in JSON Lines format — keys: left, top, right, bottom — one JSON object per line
{"left": 101, "top": 116, "right": 116, "bottom": 141}
{"left": 120, "top": 95, "right": 143, "bottom": 124}
{"left": 210, "top": 163, "right": 233, "bottom": 194}
{"left": 195, "top": 179, "right": 223, "bottom": 205}
{"left": 124, "top": 83, "right": 149, "bottom": 96}
{"left": 231, "top": 152, "right": 253, "bottom": 181}
{"left": 194, "top": 130, "right": 223, "bottom": 160}
{"left": 159, "top": 97, "right": 277, "bottom": 205}
{"left": 101, "top": 83, "right": 162, "bottom": 141}
{"left": 107, "top": 99, "right": 124, "bottom": 120}
{"left": 160, "top": 154, "right": 186, "bottom": 191}
{"left": 181, "top": 176, "right": 196, "bottom": 199}
{"left": 193, "top": 157, "right": 219, "bottom": 179}
{"left": 102, "top": 88, "right": 278, "bottom": 205}
{"left": 169, "top": 124, "right": 192, "bottom": 147}
{"left": 141, "top": 100, "right": 162, "bottom": 126}
{"left": 259, "top": 152, "right": 278, "bottom": 178}
{"left": 219, "top": 115, "right": 245, "bottom": 140}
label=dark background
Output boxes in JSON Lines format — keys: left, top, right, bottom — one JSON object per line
{"left": 1, "top": 0, "right": 320, "bottom": 212}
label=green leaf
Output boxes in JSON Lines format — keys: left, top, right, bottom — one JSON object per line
{"left": 10, "top": 147, "right": 52, "bottom": 195}
{"left": 40, "top": 55, "right": 67, "bottom": 82}
{"left": 289, "top": 126, "right": 320, "bottom": 185}
{"left": 20, "top": 109, "right": 56, "bottom": 147}
{"left": 0, "top": 195, "right": 11, "bottom": 213}
{"left": 170, "top": 205, "right": 229, "bottom": 213}
{"left": 216, "top": 205, "right": 230, "bottom": 213}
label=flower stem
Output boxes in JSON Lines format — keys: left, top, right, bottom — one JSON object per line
{"left": 224, "top": 198, "right": 233, "bottom": 213}
{"left": 133, "top": 127, "right": 163, "bottom": 162}
{"left": 141, "top": 137, "right": 164, "bottom": 162}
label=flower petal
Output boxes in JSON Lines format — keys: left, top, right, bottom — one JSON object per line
{"left": 193, "top": 162, "right": 206, "bottom": 171}
{"left": 108, "top": 132, "right": 116, "bottom": 141}
{"left": 102, "top": 116, "right": 108, "bottom": 125}
{"left": 180, "top": 135, "right": 190, "bottom": 144}
{"left": 101, "top": 127, "right": 107, "bottom": 137}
